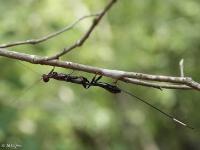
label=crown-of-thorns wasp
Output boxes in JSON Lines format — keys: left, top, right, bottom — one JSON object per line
{"left": 42, "top": 67, "right": 121, "bottom": 93}
{"left": 42, "top": 67, "right": 194, "bottom": 130}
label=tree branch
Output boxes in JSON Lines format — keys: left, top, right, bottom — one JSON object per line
{"left": 0, "top": 14, "right": 99, "bottom": 48}
{"left": 0, "top": 0, "right": 199, "bottom": 91}
{"left": 36, "top": 0, "right": 117, "bottom": 61}
{"left": 0, "top": 48, "right": 199, "bottom": 91}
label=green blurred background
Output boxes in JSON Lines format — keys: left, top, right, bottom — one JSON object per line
{"left": 0, "top": 0, "right": 200, "bottom": 149}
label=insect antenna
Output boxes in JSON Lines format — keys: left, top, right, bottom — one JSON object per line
{"left": 7, "top": 61, "right": 43, "bottom": 106}
{"left": 17, "top": 61, "right": 41, "bottom": 75}
{"left": 8, "top": 78, "right": 42, "bottom": 106}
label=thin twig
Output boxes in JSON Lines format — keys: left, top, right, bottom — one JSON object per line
{"left": 36, "top": 0, "right": 117, "bottom": 61}
{"left": 121, "top": 78, "right": 191, "bottom": 90}
{"left": 0, "top": 48, "right": 199, "bottom": 91}
{"left": 0, "top": 14, "right": 99, "bottom": 48}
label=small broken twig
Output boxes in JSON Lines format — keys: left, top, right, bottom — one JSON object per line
{"left": 179, "top": 59, "right": 184, "bottom": 77}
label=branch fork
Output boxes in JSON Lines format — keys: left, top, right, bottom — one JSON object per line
{"left": 0, "top": 0, "right": 200, "bottom": 92}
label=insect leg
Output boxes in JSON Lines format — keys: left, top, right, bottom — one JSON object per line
{"left": 49, "top": 66, "right": 55, "bottom": 74}
{"left": 87, "top": 75, "right": 102, "bottom": 89}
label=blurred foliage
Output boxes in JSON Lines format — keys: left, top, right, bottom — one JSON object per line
{"left": 0, "top": 0, "right": 200, "bottom": 149}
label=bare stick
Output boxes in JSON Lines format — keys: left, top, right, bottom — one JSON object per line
{"left": 37, "top": 0, "right": 117, "bottom": 61}
{"left": 0, "top": 14, "right": 99, "bottom": 48}
{"left": 1, "top": 48, "right": 200, "bottom": 91}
